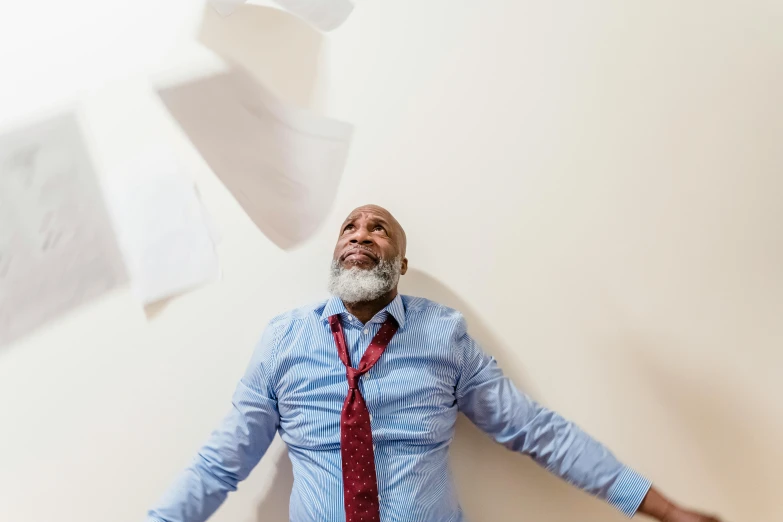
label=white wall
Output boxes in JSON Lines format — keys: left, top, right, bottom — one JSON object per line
{"left": 1, "top": 1, "right": 782, "bottom": 521}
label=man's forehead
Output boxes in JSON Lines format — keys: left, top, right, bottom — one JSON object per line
{"left": 338, "top": 204, "right": 407, "bottom": 254}
{"left": 343, "top": 206, "right": 395, "bottom": 223}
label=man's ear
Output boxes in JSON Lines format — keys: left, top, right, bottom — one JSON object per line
{"left": 400, "top": 257, "right": 408, "bottom": 275}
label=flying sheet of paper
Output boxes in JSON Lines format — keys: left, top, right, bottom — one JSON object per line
{"left": 158, "top": 65, "right": 353, "bottom": 249}
{"left": 209, "top": 0, "right": 354, "bottom": 32}
{"left": 0, "top": 113, "right": 127, "bottom": 347}
{"left": 103, "top": 147, "right": 221, "bottom": 306}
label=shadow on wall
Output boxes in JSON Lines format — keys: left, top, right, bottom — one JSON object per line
{"left": 253, "top": 443, "right": 295, "bottom": 522}
{"left": 250, "top": 268, "right": 629, "bottom": 522}
{"left": 609, "top": 338, "right": 780, "bottom": 521}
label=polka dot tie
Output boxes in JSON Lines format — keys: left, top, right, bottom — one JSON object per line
{"left": 329, "top": 314, "right": 399, "bottom": 522}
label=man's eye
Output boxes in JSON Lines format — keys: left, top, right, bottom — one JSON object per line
{"left": 343, "top": 225, "right": 354, "bottom": 233}
{"left": 374, "top": 226, "right": 385, "bottom": 232}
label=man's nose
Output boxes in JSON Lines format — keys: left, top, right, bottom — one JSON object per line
{"left": 349, "top": 227, "right": 373, "bottom": 245}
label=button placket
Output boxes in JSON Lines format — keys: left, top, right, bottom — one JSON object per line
{"left": 366, "top": 323, "right": 380, "bottom": 427}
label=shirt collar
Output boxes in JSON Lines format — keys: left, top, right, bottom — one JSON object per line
{"left": 320, "top": 294, "right": 406, "bottom": 329}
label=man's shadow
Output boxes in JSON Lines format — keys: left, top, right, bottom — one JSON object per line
{"left": 253, "top": 268, "right": 624, "bottom": 521}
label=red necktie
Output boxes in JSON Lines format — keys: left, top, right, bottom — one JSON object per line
{"left": 329, "top": 314, "right": 399, "bottom": 522}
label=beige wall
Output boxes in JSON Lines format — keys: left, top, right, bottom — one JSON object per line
{"left": 0, "top": 1, "right": 781, "bottom": 521}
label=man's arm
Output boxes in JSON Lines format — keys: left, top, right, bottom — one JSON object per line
{"left": 638, "top": 488, "right": 722, "bottom": 522}
{"left": 146, "top": 322, "right": 281, "bottom": 522}
{"left": 452, "top": 314, "right": 721, "bottom": 521}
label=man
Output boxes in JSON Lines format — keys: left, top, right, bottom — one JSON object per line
{"left": 147, "top": 205, "right": 722, "bottom": 522}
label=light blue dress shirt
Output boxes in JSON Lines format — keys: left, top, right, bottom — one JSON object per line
{"left": 147, "top": 295, "right": 651, "bottom": 522}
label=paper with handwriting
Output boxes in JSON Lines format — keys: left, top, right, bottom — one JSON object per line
{"left": 0, "top": 114, "right": 127, "bottom": 346}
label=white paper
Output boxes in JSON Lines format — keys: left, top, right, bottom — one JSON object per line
{"left": 103, "top": 147, "right": 220, "bottom": 306}
{"left": 0, "top": 114, "right": 127, "bottom": 347}
{"left": 209, "top": 0, "right": 246, "bottom": 16}
{"left": 210, "top": 0, "right": 354, "bottom": 32}
{"left": 158, "top": 65, "right": 353, "bottom": 249}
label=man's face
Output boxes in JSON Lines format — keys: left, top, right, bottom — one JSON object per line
{"left": 333, "top": 205, "right": 408, "bottom": 275}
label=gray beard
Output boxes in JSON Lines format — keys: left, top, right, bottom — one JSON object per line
{"left": 327, "top": 257, "right": 402, "bottom": 304}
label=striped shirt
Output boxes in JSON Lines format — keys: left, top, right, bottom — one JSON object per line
{"left": 147, "top": 295, "right": 651, "bottom": 522}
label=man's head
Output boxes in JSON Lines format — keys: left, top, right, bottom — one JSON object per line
{"left": 327, "top": 204, "right": 408, "bottom": 304}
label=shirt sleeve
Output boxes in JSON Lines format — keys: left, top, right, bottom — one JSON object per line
{"left": 453, "top": 315, "right": 651, "bottom": 517}
{"left": 146, "top": 321, "right": 282, "bottom": 522}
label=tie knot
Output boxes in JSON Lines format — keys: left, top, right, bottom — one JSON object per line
{"left": 346, "top": 367, "right": 363, "bottom": 389}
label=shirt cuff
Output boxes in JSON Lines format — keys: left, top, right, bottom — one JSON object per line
{"left": 605, "top": 467, "right": 652, "bottom": 517}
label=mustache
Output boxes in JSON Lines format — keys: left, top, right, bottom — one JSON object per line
{"left": 340, "top": 245, "right": 379, "bottom": 261}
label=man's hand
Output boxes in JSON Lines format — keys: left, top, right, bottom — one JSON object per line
{"left": 663, "top": 506, "right": 722, "bottom": 522}
{"left": 639, "top": 487, "right": 722, "bottom": 522}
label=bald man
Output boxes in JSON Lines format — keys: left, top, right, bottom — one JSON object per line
{"left": 147, "top": 205, "right": 721, "bottom": 522}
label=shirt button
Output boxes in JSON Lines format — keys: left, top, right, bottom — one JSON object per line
{"left": 363, "top": 328, "right": 369, "bottom": 334}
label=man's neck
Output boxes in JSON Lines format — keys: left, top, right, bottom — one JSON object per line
{"left": 343, "top": 289, "right": 398, "bottom": 324}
